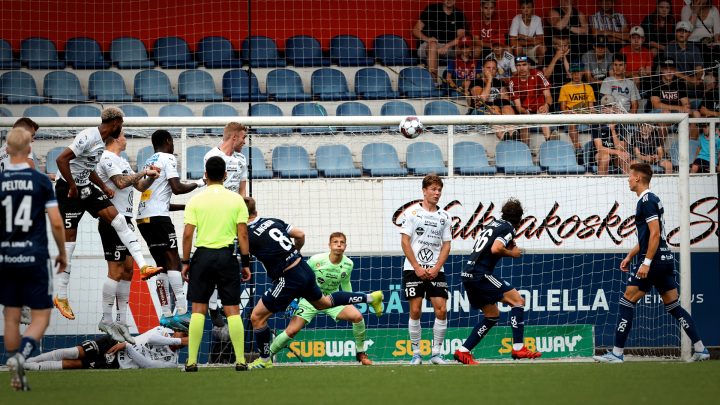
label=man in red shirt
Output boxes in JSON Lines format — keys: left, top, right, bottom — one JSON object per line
{"left": 472, "top": 0, "right": 504, "bottom": 57}
{"left": 509, "top": 55, "right": 553, "bottom": 144}
{"left": 620, "top": 26, "right": 653, "bottom": 81}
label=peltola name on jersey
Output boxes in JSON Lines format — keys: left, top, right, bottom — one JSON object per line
{"left": 1, "top": 179, "right": 33, "bottom": 191}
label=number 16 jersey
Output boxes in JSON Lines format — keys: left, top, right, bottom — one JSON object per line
{"left": 463, "top": 218, "right": 515, "bottom": 277}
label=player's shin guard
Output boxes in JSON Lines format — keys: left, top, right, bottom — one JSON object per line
{"left": 167, "top": 270, "right": 187, "bottom": 314}
{"left": 665, "top": 300, "right": 703, "bottom": 347}
{"left": 270, "top": 331, "right": 293, "bottom": 355}
{"left": 432, "top": 318, "right": 447, "bottom": 356}
{"left": 408, "top": 318, "right": 421, "bottom": 354}
{"left": 116, "top": 280, "right": 131, "bottom": 324}
{"left": 187, "top": 313, "right": 205, "bottom": 366}
{"left": 110, "top": 214, "right": 147, "bottom": 268}
{"left": 614, "top": 297, "right": 636, "bottom": 352}
{"left": 254, "top": 325, "right": 272, "bottom": 359}
{"left": 328, "top": 291, "right": 367, "bottom": 306}
{"left": 462, "top": 316, "right": 499, "bottom": 351}
{"left": 227, "top": 315, "right": 245, "bottom": 364}
{"left": 510, "top": 306, "right": 525, "bottom": 350}
{"left": 101, "top": 278, "right": 118, "bottom": 324}
{"left": 55, "top": 242, "right": 76, "bottom": 299}
{"left": 353, "top": 320, "right": 367, "bottom": 352}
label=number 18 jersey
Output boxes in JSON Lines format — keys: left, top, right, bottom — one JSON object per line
{"left": 463, "top": 218, "right": 515, "bottom": 277}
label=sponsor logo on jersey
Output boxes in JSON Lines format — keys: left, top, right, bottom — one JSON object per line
{"left": 418, "top": 248, "right": 434, "bottom": 262}
{"left": 317, "top": 277, "right": 325, "bottom": 284}
{"left": 415, "top": 226, "right": 425, "bottom": 236}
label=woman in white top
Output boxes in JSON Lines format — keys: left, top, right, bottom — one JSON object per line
{"left": 681, "top": 0, "right": 720, "bottom": 44}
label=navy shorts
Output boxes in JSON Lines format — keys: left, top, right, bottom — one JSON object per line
{"left": 260, "top": 261, "right": 323, "bottom": 314}
{"left": 463, "top": 274, "right": 514, "bottom": 309}
{"left": 627, "top": 261, "right": 678, "bottom": 294}
{"left": 0, "top": 261, "right": 53, "bottom": 309}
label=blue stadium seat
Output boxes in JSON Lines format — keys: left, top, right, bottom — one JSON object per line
{"left": 285, "top": 35, "right": 330, "bottom": 67}
{"left": 355, "top": 68, "right": 399, "bottom": 99}
{"left": 380, "top": 101, "right": 417, "bottom": 131}
{"left": 406, "top": 142, "right": 448, "bottom": 176}
{"left": 119, "top": 104, "right": 148, "bottom": 117}
{"left": 453, "top": 141, "right": 497, "bottom": 175}
{"left": 23, "top": 105, "right": 59, "bottom": 117}
{"left": 159, "top": 104, "right": 203, "bottom": 136}
{"left": 65, "top": 37, "right": 109, "bottom": 69}
{"left": 67, "top": 105, "right": 101, "bottom": 117}
{"left": 0, "top": 106, "right": 12, "bottom": 117}
{"left": 45, "top": 146, "right": 65, "bottom": 175}
{"left": 203, "top": 103, "right": 238, "bottom": 134}
{"left": 538, "top": 140, "right": 585, "bottom": 174}
{"left": 316, "top": 144, "right": 362, "bottom": 178}
{"left": 20, "top": 37, "right": 65, "bottom": 69}
{"left": 249, "top": 103, "right": 292, "bottom": 135}
{"left": 197, "top": 36, "right": 242, "bottom": 68}
{"left": 292, "top": 103, "right": 335, "bottom": 134}
{"left": 43, "top": 71, "right": 88, "bottom": 104}
{"left": 271, "top": 145, "right": 319, "bottom": 178}
{"left": 399, "top": 67, "right": 443, "bottom": 98}
{"left": 670, "top": 139, "right": 702, "bottom": 168}
{"left": 178, "top": 70, "right": 223, "bottom": 102}
{"left": 136, "top": 145, "right": 155, "bottom": 170}
{"left": 111, "top": 37, "right": 155, "bottom": 69}
{"left": 153, "top": 36, "right": 197, "bottom": 69}
{"left": 336, "top": 102, "right": 381, "bottom": 134}
{"left": 0, "top": 39, "right": 20, "bottom": 69}
{"left": 310, "top": 68, "right": 355, "bottom": 101}
{"left": 241, "top": 146, "right": 273, "bottom": 179}
{"left": 495, "top": 140, "right": 542, "bottom": 174}
{"left": 373, "top": 34, "right": 418, "bottom": 66}
{"left": 222, "top": 69, "right": 268, "bottom": 102}
{"left": 241, "top": 36, "right": 286, "bottom": 68}
{"left": 330, "top": 35, "right": 374, "bottom": 67}
{"left": 134, "top": 70, "right": 179, "bottom": 102}
{"left": 362, "top": 143, "right": 408, "bottom": 177}
{"left": 187, "top": 145, "right": 212, "bottom": 179}
{"left": 424, "top": 100, "right": 460, "bottom": 132}
{"left": 266, "top": 69, "right": 311, "bottom": 101}
{"left": 89, "top": 71, "right": 133, "bottom": 102}
{"left": 582, "top": 141, "right": 598, "bottom": 173}
{"left": 0, "top": 72, "right": 44, "bottom": 104}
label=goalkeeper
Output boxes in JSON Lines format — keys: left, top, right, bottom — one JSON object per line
{"left": 270, "top": 232, "right": 372, "bottom": 365}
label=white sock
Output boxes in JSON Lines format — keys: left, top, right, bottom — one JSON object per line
{"left": 116, "top": 280, "right": 131, "bottom": 325}
{"left": 55, "top": 242, "right": 76, "bottom": 299}
{"left": 208, "top": 289, "right": 218, "bottom": 310}
{"left": 155, "top": 272, "right": 172, "bottom": 316}
{"left": 28, "top": 347, "right": 79, "bottom": 363}
{"left": 408, "top": 318, "right": 421, "bottom": 354}
{"left": 110, "top": 215, "right": 147, "bottom": 268}
{"left": 612, "top": 346, "right": 624, "bottom": 356}
{"left": 513, "top": 343, "right": 524, "bottom": 351}
{"left": 28, "top": 361, "right": 63, "bottom": 371}
{"left": 694, "top": 341, "right": 706, "bottom": 353}
{"left": 432, "top": 318, "right": 447, "bottom": 356}
{"left": 167, "top": 270, "right": 187, "bottom": 314}
{"left": 101, "top": 278, "right": 118, "bottom": 324}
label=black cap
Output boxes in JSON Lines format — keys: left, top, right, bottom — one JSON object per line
{"left": 660, "top": 58, "right": 676, "bottom": 68}
{"left": 594, "top": 35, "right": 607, "bottom": 47}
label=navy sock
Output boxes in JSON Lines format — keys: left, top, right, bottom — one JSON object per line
{"left": 665, "top": 300, "right": 702, "bottom": 343}
{"left": 329, "top": 291, "right": 366, "bottom": 306}
{"left": 463, "top": 317, "right": 498, "bottom": 351}
{"left": 614, "top": 297, "right": 636, "bottom": 349}
{"left": 510, "top": 306, "right": 525, "bottom": 345}
{"left": 254, "top": 326, "right": 272, "bottom": 359}
{"left": 19, "top": 336, "right": 37, "bottom": 358}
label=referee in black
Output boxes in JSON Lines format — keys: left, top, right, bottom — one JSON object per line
{"left": 181, "top": 156, "right": 251, "bottom": 372}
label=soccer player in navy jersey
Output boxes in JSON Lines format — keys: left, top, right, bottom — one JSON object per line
{"left": 453, "top": 198, "right": 541, "bottom": 365}
{"left": 243, "top": 197, "right": 384, "bottom": 370}
{"left": 594, "top": 163, "right": 710, "bottom": 362}
{"left": 0, "top": 128, "right": 67, "bottom": 391}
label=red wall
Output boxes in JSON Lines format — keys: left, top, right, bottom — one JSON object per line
{"left": 0, "top": 0, "right": 666, "bottom": 52}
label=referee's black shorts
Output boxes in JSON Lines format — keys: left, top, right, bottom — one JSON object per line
{"left": 187, "top": 246, "right": 241, "bottom": 306}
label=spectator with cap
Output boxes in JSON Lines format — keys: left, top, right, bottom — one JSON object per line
{"left": 665, "top": 21, "right": 706, "bottom": 100}
{"left": 559, "top": 63, "right": 596, "bottom": 150}
{"left": 485, "top": 37, "right": 517, "bottom": 83}
{"left": 472, "top": 0, "right": 505, "bottom": 57}
{"left": 413, "top": 0, "right": 468, "bottom": 83}
{"left": 590, "top": 0, "right": 630, "bottom": 53}
{"left": 509, "top": 0, "right": 546, "bottom": 64}
{"left": 641, "top": 0, "right": 677, "bottom": 58}
{"left": 508, "top": 55, "right": 553, "bottom": 144}
{"left": 620, "top": 26, "right": 653, "bottom": 81}
{"left": 445, "top": 36, "right": 481, "bottom": 97}
{"left": 581, "top": 35, "right": 614, "bottom": 91}
{"left": 649, "top": 58, "right": 701, "bottom": 140}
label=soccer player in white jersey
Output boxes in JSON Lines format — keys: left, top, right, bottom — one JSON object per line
{"left": 53, "top": 107, "right": 162, "bottom": 320}
{"left": 203, "top": 122, "right": 248, "bottom": 196}
{"left": 95, "top": 130, "right": 160, "bottom": 343}
{"left": 0, "top": 118, "right": 39, "bottom": 171}
{"left": 25, "top": 326, "right": 188, "bottom": 370}
{"left": 137, "top": 129, "right": 201, "bottom": 330}
{"left": 399, "top": 174, "right": 452, "bottom": 365}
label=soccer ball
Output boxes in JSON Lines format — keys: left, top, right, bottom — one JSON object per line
{"left": 399, "top": 116, "right": 424, "bottom": 139}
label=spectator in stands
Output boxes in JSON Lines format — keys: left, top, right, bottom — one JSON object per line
{"left": 582, "top": 35, "right": 613, "bottom": 91}
{"left": 590, "top": 0, "right": 630, "bottom": 53}
{"left": 592, "top": 122, "right": 630, "bottom": 175}
{"left": 649, "top": 58, "right": 701, "bottom": 140}
{"left": 471, "top": 58, "right": 515, "bottom": 139}
{"left": 620, "top": 26, "right": 653, "bottom": 82}
{"left": 542, "top": 35, "right": 572, "bottom": 102}
{"left": 599, "top": 54, "right": 640, "bottom": 113}
{"left": 691, "top": 125, "right": 720, "bottom": 173}
{"left": 485, "top": 38, "right": 517, "bottom": 83}
{"left": 472, "top": 0, "right": 504, "bottom": 58}
{"left": 509, "top": 0, "right": 546, "bottom": 64}
{"left": 446, "top": 36, "right": 481, "bottom": 98}
{"left": 641, "top": 0, "right": 677, "bottom": 57}
{"left": 548, "top": 0, "right": 590, "bottom": 55}
{"left": 413, "top": 0, "right": 468, "bottom": 82}
{"left": 559, "top": 63, "right": 596, "bottom": 150}
{"left": 632, "top": 124, "right": 673, "bottom": 174}
{"left": 665, "top": 21, "right": 706, "bottom": 100}
{"left": 699, "top": 74, "right": 720, "bottom": 117}
{"left": 682, "top": 0, "right": 720, "bottom": 65}
{"left": 509, "top": 55, "right": 553, "bottom": 144}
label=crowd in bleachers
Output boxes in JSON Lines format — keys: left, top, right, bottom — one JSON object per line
{"left": 0, "top": 0, "right": 719, "bottom": 178}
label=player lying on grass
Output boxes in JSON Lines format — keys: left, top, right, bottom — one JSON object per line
{"left": 25, "top": 326, "right": 188, "bottom": 370}
{"left": 454, "top": 198, "right": 542, "bottom": 365}
{"left": 243, "top": 197, "right": 384, "bottom": 370}
{"left": 270, "top": 232, "right": 373, "bottom": 365}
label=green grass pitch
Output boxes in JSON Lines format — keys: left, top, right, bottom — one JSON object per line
{"left": 1, "top": 361, "right": 718, "bottom": 405}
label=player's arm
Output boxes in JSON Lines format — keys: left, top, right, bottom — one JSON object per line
{"left": 181, "top": 223, "right": 195, "bottom": 281}
{"left": 289, "top": 227, "right": 305, "bottom": 251}
{"left": 134, "top": 168, "right": 159, "bottom": 192}
{"left": 55, "top": 148, "right": 77, "bottom": 193}
{"left": 238, "top": 180, "right": 247, "bottom": 197}
{"left": 47, "top": 205, "right": 67, "bottom": 273}
{"left": 635, "top": 219, "right": 662, "bottom": 279}
{"left": 490, "top": 239, "right": 522, "bottom": 258}
{"left": 89, "top": 171, "right": 115, "bottom": 198}
{"left": 168, "top": 177, "right": 198, "bottom": 195}
{"left": 237, "top": 221, "right": 251, "bottom": 282}
{"left": 401, "top": 233, "right": 427, "bottom": 279}
{"left": 110, "top": 168, "right": 158, "bottom": 191}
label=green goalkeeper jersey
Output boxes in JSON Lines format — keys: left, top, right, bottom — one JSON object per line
{"left": 306, "top": 252, "right": 354, "bottom": 295}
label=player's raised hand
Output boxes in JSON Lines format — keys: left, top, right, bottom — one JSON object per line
{"left": 145, "top": 168, "right": 160, "bottom": 179}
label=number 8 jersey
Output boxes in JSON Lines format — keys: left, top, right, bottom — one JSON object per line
{"left": 248, "top": 217, "right": 301, "bottom": 280}
{"left": 399, "top": 203, "right": 452, "bottom": 272}
{"left": 463, "top": 218, "right": 515, "bottom": 277}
